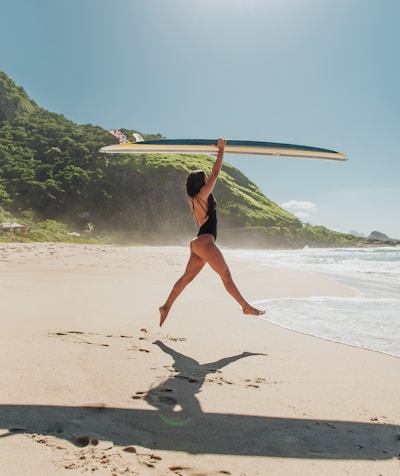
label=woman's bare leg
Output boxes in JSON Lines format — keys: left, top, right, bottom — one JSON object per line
{"left": 192, "top": 237, "right": 265, "bottom": 316}
{"left": 159, "top": 250, "right": 206, "bottom": 327}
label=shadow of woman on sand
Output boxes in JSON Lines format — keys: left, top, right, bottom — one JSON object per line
{"left": 144, "top": 340, "right": 266, "bottom": 426}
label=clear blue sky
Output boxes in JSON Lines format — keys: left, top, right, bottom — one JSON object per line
{"left": 1, "top": 0, "right": 399, "bottom": 238}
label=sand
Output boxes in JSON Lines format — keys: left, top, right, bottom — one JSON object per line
{"left": 0, "top": 243, "right": 399, "bottom": 476}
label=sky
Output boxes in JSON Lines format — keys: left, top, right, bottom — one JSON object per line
{"left": 1, "top": 0, "right": 399, "bottom": 238}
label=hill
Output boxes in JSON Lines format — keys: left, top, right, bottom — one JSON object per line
{"left": 0, "top": 72, "right": 359, "bottom": 248}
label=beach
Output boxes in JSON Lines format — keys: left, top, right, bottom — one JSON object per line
{"left": 0, "top": 243, "right": 399, "bottom": 475}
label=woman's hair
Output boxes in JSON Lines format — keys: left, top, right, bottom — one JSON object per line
{"left": 186, "top": 170, "right": 216, "bottom": 216}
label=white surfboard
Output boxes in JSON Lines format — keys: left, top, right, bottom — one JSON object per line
{"left": 99, "top": 138, "right": 348, "bottom": 162}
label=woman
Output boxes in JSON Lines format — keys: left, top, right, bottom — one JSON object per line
{"left": 159, "top": 138, "right": 265, "bottom": 327}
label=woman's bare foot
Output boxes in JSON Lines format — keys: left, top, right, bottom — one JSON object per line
{"left": 242, "top": 305, "right": 265, "bottom": 316}
{"left": 159, "top": 305, "right": 170, "bottom": 327}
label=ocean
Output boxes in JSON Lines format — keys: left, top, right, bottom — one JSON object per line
{"left": 228, "top": 247, "right": 400, "bottom": 358}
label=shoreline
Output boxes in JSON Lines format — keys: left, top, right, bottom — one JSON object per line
{"left": 1, "top": 243, "right": 399, "bottom": 475}
{"left": 260, "top": 314, "right": 400, "bottom": 360}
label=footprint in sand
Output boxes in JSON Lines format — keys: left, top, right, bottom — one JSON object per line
{"left": 169, "top": 466, "right": 232, "bottom": 475}
{"left": 74, "top": 436, "right": 98, "bottom": 447}
{"left": 48, "top": 331, "right": 146, "bottom": 351}
{"left": 158, "top": 395, "right": 177, "bottom": 406}
{"left": 175, "top": 375, "right": 201, "bottom": 384}
{"left": 132, "top": 388, "right": 176, "bottom": 405}
{"left": 73, "top": 436, "right": 113, "bottom": 450}
{"left": 139, "top": 327, "right": 187, "bottom": 344}
{"left": 131, "top": 391, "right": 147, "bottom": 400}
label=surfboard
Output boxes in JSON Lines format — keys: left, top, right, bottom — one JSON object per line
{"left": 99, "top": 138, "right": 348, "bottom": 162}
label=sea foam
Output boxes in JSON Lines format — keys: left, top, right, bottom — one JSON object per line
{"left": 228, "top": 247, "right": 400, "bottom": 357}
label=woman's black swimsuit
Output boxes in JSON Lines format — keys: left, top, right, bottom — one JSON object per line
{"left": 197, "top": 209, "right": 217, "bottom": 240}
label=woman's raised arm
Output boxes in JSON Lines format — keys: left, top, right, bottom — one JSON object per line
{"left": 198, "top": 138, "right": 226, "bottom": 199}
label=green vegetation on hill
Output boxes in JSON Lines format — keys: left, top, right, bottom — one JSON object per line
{"left": 0, "top": 72, "right": 360, "bottom": 247}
